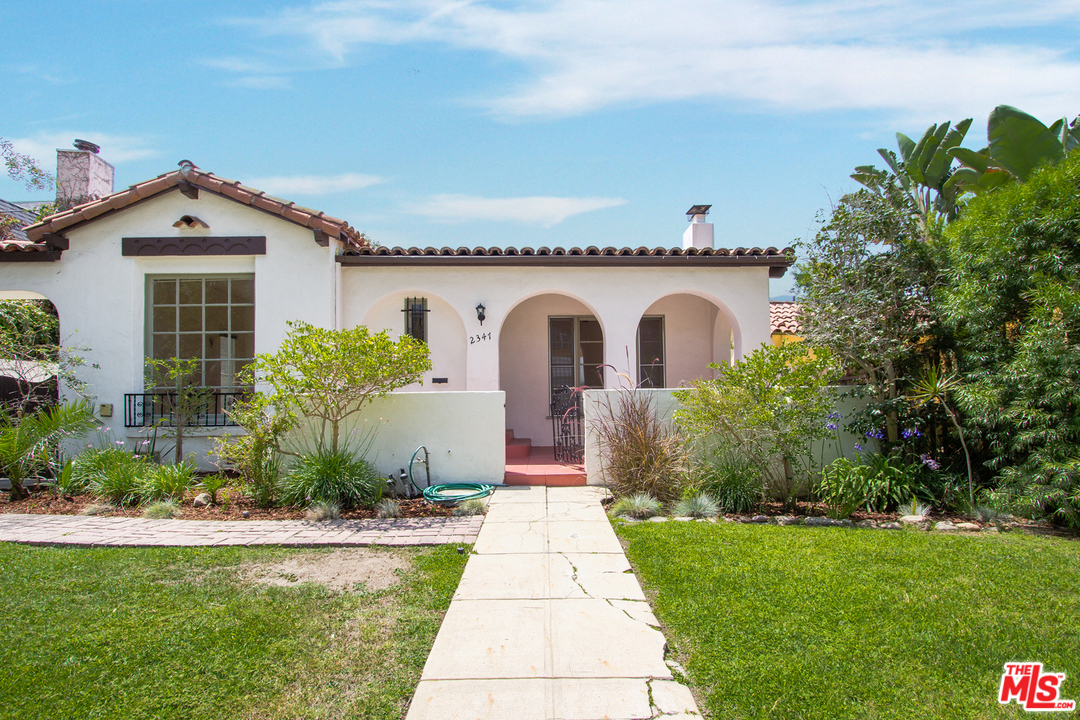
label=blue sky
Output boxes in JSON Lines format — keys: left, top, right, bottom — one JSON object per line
{"left": 4, "top": 0, "right": 1079, "bottom": 297}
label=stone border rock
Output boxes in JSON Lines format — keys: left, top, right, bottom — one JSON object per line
{"left": 614, "top": 513, "right": 1021, "bottom": 534}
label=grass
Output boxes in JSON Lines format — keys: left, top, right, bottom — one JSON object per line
{"left": 616, "top": 521, "right": 1080, "bottom": 719}
{"left": 0, "top": 543, "right": 468, "bottom": 720}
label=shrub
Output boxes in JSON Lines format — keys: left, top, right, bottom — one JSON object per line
{"left": 280, "top": 448, "right": 382, "bottom": 509}
{"left": 610, "top": 493, "right": 662, "bottom": 519}
{"left": 452, "top": 499, "right": 487, "bottom": 516}
{"left": 215, "top": 393, "right": 290, "bottom": 508}
{"left": 85, "top": 452, "right": 153, "bottom": 506}
{"left": 138, "top": 461, "right": 196, "bottom": 503}
{"left": 142, "top": 499, "right": 180, "bottom": 519}
{"left": 674, "top": 343, "right": 840, "bottom": 508}
{"left": 690, "top": 449, "right": 763, "bottom": 514}
{"left": 817, "top": 454, "right": 926, "bottom": 518}
{"left": 591, "top": 384, "right": 687, "bottom": 503}
{"left": 672, "top": 492, "right": 720, "bottom": 518}
{"left": 196, "top": 474, "right": 229, "bottom": 505}
{"left": 305, "top": 500, "right": 341, "bottom": 521}
{"left": 46, "top": 459, "right": 83, "bottom": 498}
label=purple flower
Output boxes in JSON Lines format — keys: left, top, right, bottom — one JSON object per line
{"left": 828, "top": 412, "right": 842, "bottom": 420}
{"left": 920, "top": 453, "right": 940, "bottom": 471}
{"left": 865, "top": 428, "right": 885, "bottom": 440}
{"left": 825, "top": 422, "right": 838, "bottom": 431}
{"left": 854, "top": 443, "right": 863, "bottom": 451}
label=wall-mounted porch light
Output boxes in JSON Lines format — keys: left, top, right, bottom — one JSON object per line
{"left": 476, "top": 302, "right": 486, "bottom": 325}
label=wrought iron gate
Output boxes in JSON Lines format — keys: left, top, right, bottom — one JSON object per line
{"left": 550, "top": 386, "right": 584, "bottom": 464}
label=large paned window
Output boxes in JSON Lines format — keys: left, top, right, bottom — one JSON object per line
{"left": 637, "top": 316, "right": 665, "bottom": 388}
{"left": 549, "top": 316, "right": 604, "bottom": 400}
{"left": 149, "top": 276, "right": 255, "bottom": 389}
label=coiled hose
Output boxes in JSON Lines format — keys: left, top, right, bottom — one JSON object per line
{"left": 407, "top": 446, "right": 498, "bottom": 505}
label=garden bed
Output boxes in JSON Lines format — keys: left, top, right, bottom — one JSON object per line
{"left": 0, "top": 486, "right": 456, "bottom": 520}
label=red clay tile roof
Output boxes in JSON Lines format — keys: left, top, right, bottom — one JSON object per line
{"left": 770, "top": 301, "right": 802, "bottom": 335}
{"left": 21, "top": 163, "right": 366, "bottom": 249}
{"left": 339, "top": 244, "right": 796, "bottom": 276}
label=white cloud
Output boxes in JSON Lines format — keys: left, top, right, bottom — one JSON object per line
{"left": 232, "top": 0, "right": 1080, "bottom": 121}
{"left": 9, "top": 132, "right": 159, "bottom": 165}
{"left": 245, "top": 172, "right": 385, "bottom": 195}
{"left": 415, "top": 194, "right": 627, "bottom": 227}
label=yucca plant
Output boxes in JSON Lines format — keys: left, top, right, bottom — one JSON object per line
{"left": 0, "top": 400, "right": 96, "bottom": 500}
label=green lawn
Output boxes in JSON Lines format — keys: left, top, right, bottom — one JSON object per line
{"left": 616, "top": 521, "right": 1080, "bottom": 720}
{"left": 0, "top": 543, "right": 468, "bottom": 720}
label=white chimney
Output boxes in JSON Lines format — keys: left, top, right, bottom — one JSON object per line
{"left": 56, "top": 140, "right": 114, "bottom": 205}
{"left": 682, "top": 204, "right": 713, "bottom": 249}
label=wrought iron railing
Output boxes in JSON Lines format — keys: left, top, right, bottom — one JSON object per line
{"left": 550, "top": 386, "right": 585, "bottom": 464}
{"left": 124, "top": 391, "right": 247, "bottom": 428}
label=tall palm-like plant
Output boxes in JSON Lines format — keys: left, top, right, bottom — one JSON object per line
{"left": 0, "top": 400, "right": 96, "bottom": 500}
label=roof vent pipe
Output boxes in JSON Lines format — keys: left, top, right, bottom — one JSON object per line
{"left": 682, "top": 204, "right": 714, "bottom": 249}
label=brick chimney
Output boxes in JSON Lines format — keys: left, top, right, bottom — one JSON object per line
{"left": 56, "top": 140, "right": 114, "bottom": 205}
{"left": 682, "top": 204, "right": 713, "bottom": 249}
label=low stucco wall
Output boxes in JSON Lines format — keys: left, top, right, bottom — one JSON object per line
{"left": 583, "top": 386, "right": 869, "bottom": 487}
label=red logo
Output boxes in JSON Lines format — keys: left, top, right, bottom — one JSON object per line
{"left": 999, "top": 663, "right": 1076, "bottom": 712}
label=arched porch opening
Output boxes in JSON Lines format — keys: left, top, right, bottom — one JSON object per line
{"left": 0, "top": 290, "right": 61, "bottom": 412}
{"left": 498, "top": 292, "right": 605, "bottom": 447}
{"left": 637, "top": 292, "right": 742, "bottom": 388}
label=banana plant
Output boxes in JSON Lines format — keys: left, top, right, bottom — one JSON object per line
{"left": 852, "top": 118, "right": 972, "bottom": 228}
{"left": 947, "top": 105, "right": 1080, "bottom": 193}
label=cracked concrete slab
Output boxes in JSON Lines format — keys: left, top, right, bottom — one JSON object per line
{"left": 550, "top": 599, "right": 671, "bottom": 679}
{"left": 544, "top": 502, "right": 609, "bottom": 523}
{"left": 551, "top": 553, "right": 646, "bottom": 601}
{"left": 420, "top": 599, "right": 550, "bottom": 680}
{"left": 484, "top": 503, "right": 551, "bottom": 523}
{"left": 649, "top": 680, "right": 701, "bottom": 717}
{"left": 547, "top": 520, "right": 624, "bottom": 554}
{"left": 546, "top": 486, "right": 610, "bottom": 504}
{"left": 474, "top": 519, "right": 548, "bottom": 554}
{"left": 609, "top": 599, "right": 661, "bottom": 628}
{"left": 487, "top": 487, "right": 548, "bottom": 504}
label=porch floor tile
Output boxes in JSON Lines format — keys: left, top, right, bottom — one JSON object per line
{"left": 504, "top": 446, "right": 586, "bottom": 487}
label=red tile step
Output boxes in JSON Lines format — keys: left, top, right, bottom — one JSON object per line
{"left": 504, "top": 445, "right": 586, "bottom": 487}
{"left": 504, "top": 428, "right": 533, "bottom": 460}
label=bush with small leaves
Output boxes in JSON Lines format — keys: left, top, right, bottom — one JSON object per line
{"left": 610, "top": 493, "right": 662, "bottom": 519}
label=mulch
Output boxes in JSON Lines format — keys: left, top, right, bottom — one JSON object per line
{"left": 0, "top": 486, "right": 455, "bottom": 521}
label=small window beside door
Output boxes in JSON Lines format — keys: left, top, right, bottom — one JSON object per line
{"left": 637, "top": 316, "right": 665, "bottom": 388}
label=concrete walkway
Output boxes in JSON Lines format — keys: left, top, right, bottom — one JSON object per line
{"left": 0, "top": 513, "right": 483, "bottom": 547}
{"left": 406, "top": 485, "right": 701, "bottom": 720}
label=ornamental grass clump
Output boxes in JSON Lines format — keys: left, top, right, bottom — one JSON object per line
{"left": 304, "top": 500, "right": 341, "bottom": 521}
{"left": 610, "top": 493, "right": 663, "bottom": 519}
{"left": 672, "top": 492, "right": 720, "bottom": 519}
{"left": 375, "top": 498, "right": 402, "bottom": 518}
{"left": 142, "top": 499, "right": 181, "bottom": 520}
{"left": 591, "top": 376, "right": 688, "bottom": 503}
{"left": 138, "top": 461, "right": 196, "bottom": 503}
{"left": 690, "top": 449, "right": 763, "bottom": 514}
{"left": 85, "top": 453, "right": 153, "bottom": 506}
{"left": 452, "top": 499, "right": 487, "bottom": 516}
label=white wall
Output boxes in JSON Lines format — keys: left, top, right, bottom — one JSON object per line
{"left": 360, "top": 290, "right": 468, "bottom": 391}
{"left": 308, "top": 391, "right": 506, "bottom": 486}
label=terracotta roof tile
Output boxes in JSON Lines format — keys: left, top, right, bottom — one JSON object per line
{"left": 22, "top": 163, "right": 366, "bottom": 249}
{"left": 346, "top": 244, "right": 795, "bottom": 259}
{"left": 770, "top": 301, "right": 802, "bottom": 335}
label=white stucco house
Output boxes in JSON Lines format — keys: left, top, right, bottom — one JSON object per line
{"left": 0, "top": 151, "right": 794, "bottom": 486}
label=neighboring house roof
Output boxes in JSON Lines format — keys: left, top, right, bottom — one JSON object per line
{"left": 339, "top": 244, "right": 797, "bottom": 277}
{"left": 770, "top": 301, "right": 802, "bottom": 334}
{"left": 8, "top": 163, "right": 365, "bottom": 256}
{"left": 0, "top": 199, "right": 37, "bottom": 243}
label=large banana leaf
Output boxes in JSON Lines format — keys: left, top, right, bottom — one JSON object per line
{"left": 924, "top": 118, "right": 971, "bottom": 189}
{"left": 949, "top": 147, "right": 998, "bottom": 174}
{"left": 987, "top": 105, "right": 1064, "bottom": 180}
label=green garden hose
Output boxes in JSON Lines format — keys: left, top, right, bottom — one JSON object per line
{"left": 407, "top": 445, "right": 499, "bottom": 505}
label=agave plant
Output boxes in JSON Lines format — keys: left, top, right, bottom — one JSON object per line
{"left": 0, "top": 400, "right": 96, "bottom": 500}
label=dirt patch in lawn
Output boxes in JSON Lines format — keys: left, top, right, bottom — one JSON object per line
{"left": 247, "top": 548, "right": 409, "bottom": 593}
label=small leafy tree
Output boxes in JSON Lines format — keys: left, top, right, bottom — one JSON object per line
{"left": 250, "top": 321, "right": 431, "bottom": 454}
{"left": 673, "top": 343, "right": 840, "bottom": 506}
{"left": 145, "top": 357, "right": 213, "bottom": 464}
{"left": 215, "top": 391, "right": 294, "bottom": 507}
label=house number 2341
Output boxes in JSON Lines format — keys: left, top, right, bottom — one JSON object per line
{"left": 470, "top": 332, "right": 492, "bottom": 344}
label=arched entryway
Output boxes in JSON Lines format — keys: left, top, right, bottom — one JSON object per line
{"left": 636, "top": 292, "right": 742, "bottom": 388}
{"left": 0, "top": 290, "right": 61, "bottom": 412}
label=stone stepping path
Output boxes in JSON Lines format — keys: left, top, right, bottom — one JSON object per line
{"left": 0, "top": 513, "right": 483, "bottom": 547}
{"left": 406, "top": 485, "right": 701, "bottom": 720}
